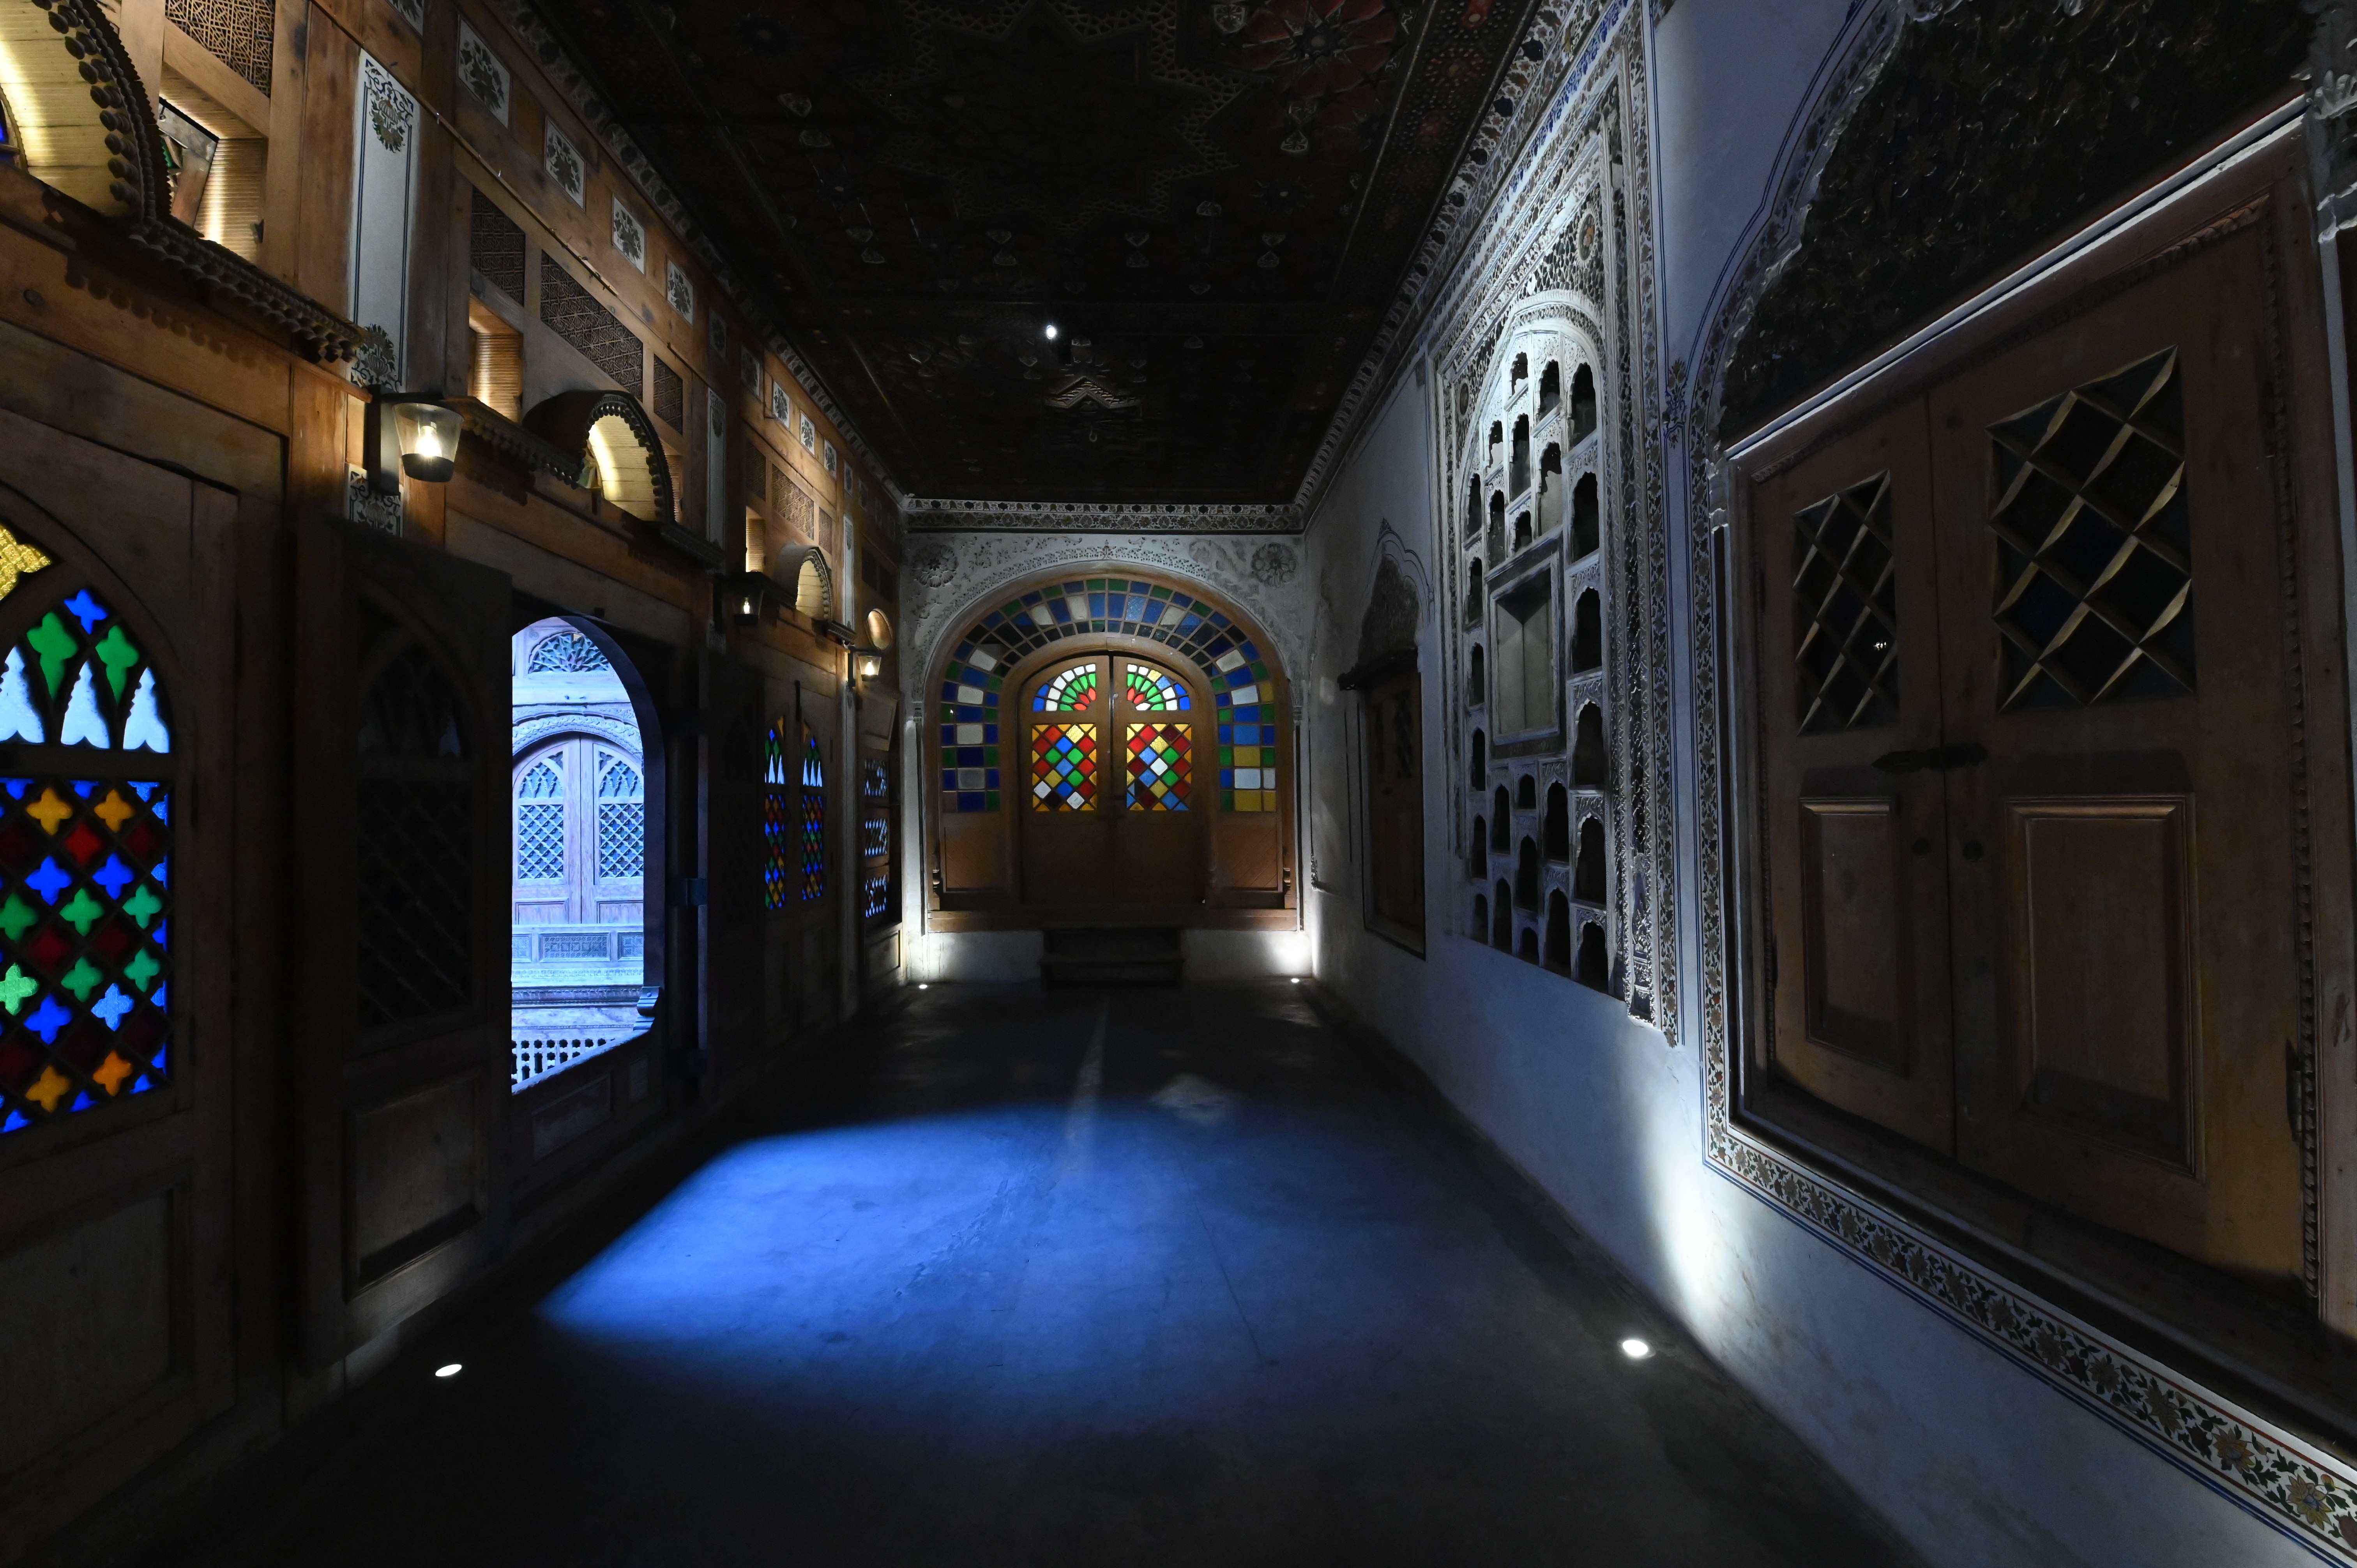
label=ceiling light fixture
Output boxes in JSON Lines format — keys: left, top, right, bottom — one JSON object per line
{"left": 1619, "top": 1338, "right": 1653, "bottom": 1360}
{"left": 1044, "top": 324, "right": 1058, "bottom": 340}
{"left": 435, "top": 1363, "right": 463, "bottom": 1378}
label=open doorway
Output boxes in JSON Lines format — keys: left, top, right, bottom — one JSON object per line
{"left": 510, "top": 617, "right": 651, "bottom": 1089}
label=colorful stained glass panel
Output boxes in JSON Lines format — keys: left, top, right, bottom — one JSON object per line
{"left": 762, "top": 719, "right": 792, "bottom": 910}
{"left": 800, "top": 725, "right": 826, "bottom": 901}
{"left": 0, "top": 778, "right": 173, "bottom": 1134}
{"left": 1125, "top": 724, "right": 1189, "bottom": 810}
{"left": 1034, "top": 662, "right": 1099, "bottom": 711}
{"left": 1216, "top": 687, "right": 1281, "bottom": 811}
{"left": 1030, "top": 724, "right": 1097, "bottom": 810}
{"left": 1124, "top": 664, "right": 1189, "bottom": 711}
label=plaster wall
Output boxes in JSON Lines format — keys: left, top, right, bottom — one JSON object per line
{"left": 1297, "top": 6, "right": 2321, "bottom": 1556}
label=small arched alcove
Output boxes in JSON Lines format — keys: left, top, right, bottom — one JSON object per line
{"left": 1544, "top": 892, "right": 1571, "bottom": 974}
{"left": 1536, "top": 445, "right": 1564, "bottom": 534}
{"left": 1571, "top": 364, "right": 1597, "bottom": 442}
{"left": 1571, "top": 474, "right": 1599, "bottom": 559}
{"left": 1491, "top": 880, "right": 1513, "bottom": 950}
{"left": 1518, "top": 926, "right": 1540, "bottom": 964}
{"left": 1473, "top": 890, "right": 1489, "bottom": 937}
{"left": 1515, "top": 774, "right": 1536, "bottom": 810}
{"left": 1490, "top": 785, "right": 1511, "bottom": 851}
{"left": 1571, "top": 589, "right": 1602, "bottom": 673}
{"left": 1539, "top": 361, "right": 1561, "bottom": 415}
{"left": 1574, "top": 920, "right": 1608, "bottom": 989}
{"left": 1465, "top": 558, "right": 1485, "bottom": 628}
{"left": 1544, "top": 783, "right": 1570, "bottom": 862}
{"left": 1511, "top": 415, "right": 1530, "bottom": 496}
{"left": 1575, "top": 816, "right": 1607, "bottom": 903}
{"left": 1487, "top": 491, "right": 1506, "bottom": 555}
{"left": 1469, "top": 728, "right": 1487, "bottom": 790}
{"left": 1514, "top": 837, "right": 1540, "bottom": 911}
{"left": 1572, "top": 703, "right": 1608, "bottom": 788}
{"left": 1467, "top": 644, "right": 1486, "bottom": 707}
{"left": 527, "top": 391, "right": 677, "bottom": 525}
{"left": 1468, "top": 816, "right": 1488, "bottom": 880}
{"left": 1511, "top": 352, "right": 1528, "bottom": 389}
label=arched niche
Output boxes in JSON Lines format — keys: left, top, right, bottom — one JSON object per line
{"left": 527, "top": 392, "right": 676, "bottom": 526}
{"left": 926, "top": 570, "right": 1293, "bottom": 919}
{"left": 0, "top": 1, "right": 360, "bottom": 362}
{"left": 0, "top": 1, "right": 164, "bottom": 217}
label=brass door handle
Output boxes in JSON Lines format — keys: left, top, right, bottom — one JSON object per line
{"left": 1871, "top": 742, "right": 1988, "bottom": 775}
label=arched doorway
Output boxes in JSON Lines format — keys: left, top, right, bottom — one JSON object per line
{"left": 928, "top": 574, "right": 1293, "bottom": 924}
{"left": 509, "top": 617, "right": 653, "bottom": 1088}
{"left": 1019, "top": 651, "right": 1202, "bottom": 906}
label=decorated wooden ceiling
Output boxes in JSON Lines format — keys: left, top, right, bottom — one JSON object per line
{"left": 536, "top": 0, "right": 1545, "bottom": 508}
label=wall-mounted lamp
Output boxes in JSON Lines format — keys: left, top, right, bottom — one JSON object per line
{"left": 392, "top": 402, "right": 463, "bottom": 483}
{"left": 854, "top": 650, "right": 884, "bottom": 681}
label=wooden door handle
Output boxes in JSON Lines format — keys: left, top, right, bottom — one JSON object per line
{"left": 1870, "top": 742, "right": 1988, "bottom": 775}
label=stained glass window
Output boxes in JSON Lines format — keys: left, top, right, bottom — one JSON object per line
{"left": 1124, "top": 664, "right": 1189, "bottom": 711}
{"left": 800, "top": 723, "right": 826, "bottom": 901}
{"left": 1217, "top": 680, "right": 1281, "bottom": 813}
{"left": 526, "top": 630, "right": 612, "bottom": 673}
{"left": 1034, "top": 661, "right": 1099, "bottom": 711}
{"left": 515, "top": 758, "right": 564, "bottom": 879}
{"left": 762, "top": 719, "right": 792, "bottom": 911}
{"left": 0, "top": 556, "right": 180, "bottom": 1134}
{"left": 1126, "top": 724, "right": 1189, "bottom": 810}
{"left": 0, "top": 778, "right": 174, "bottom": 1134}
{"left": 938, "top": 639, "right": 1003, "bottom": 813}
{"left": 595, "top": 750, "right": 643, "bottom": 880}
{"left": 1030, "top": 724, "right": 1096, "bottom": 810}
{"left": 860, "top": 757, "right": 893, "bottom": 927}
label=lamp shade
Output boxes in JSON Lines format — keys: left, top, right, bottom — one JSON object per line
{"left": 393, "top": 402, "right": 462, "bottom": 482}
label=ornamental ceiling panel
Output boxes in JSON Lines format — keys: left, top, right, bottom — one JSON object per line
{"left": 534, "top": 0, "right": 1542, "bottom": 505}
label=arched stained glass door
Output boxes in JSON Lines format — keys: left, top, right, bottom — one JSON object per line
{"left": 1018, "top": 653, "right": 1201, "bottom": 906}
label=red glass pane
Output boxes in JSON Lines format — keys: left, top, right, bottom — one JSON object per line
{"left": 58, "top": 1017, "right": 108, "bottom": 1068}
{"left": 23, "top": 923, "right": 72, "bottom": 972}
{"left": 116, "top": 1009, "right": 163, "bottom": 1061}
{"left": 88, "top": 916, "right": 136, "bottom": 964}
{"left": 60, "top": 821, "right": 104, "bottom": 867}
{"left": 120, "top": 819, "right": 162, "bottom": 862}
{"left": 0, "top": 1037, "right": 37, "bottom": 1089}
{"left": 0, "top": 821, "right": 39, "bottom": 871}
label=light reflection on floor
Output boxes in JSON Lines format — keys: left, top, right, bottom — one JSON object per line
{"left": 153, "top": 983, "right": 1919, "bottom": 1568}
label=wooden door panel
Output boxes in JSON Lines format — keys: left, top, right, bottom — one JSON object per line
{"left": 2005, "top": 796, "right": 2195, "bottom": 1170}
{"left": 295, "top": 521, "right": 511, "bottom": 1366}
{"left": 1754, "top": 401, "right": 1956, "bottom": 1152}
{"left": 1797, "top": 797, "right": 1913, "bottom": 1074}
{"left": 1931, "top": 221, "right": 2302, "bottom": 1280}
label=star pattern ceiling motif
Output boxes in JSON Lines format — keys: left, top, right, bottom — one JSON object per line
{"left": 530, "top": 0, "right": 1544, "bottom": 504}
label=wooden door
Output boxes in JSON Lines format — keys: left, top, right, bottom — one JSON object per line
{"left": 1754, "top": 401, "right": 1957, "bottom": 1153}
{"left": 1929, "top": 223, "right": 2304, "bottom": 1282}
{"left": 1018, "top": 652, "right": 1203, "bottom": 909}
{"left": 293, "top": 520, "right": 511, "bottom": 1365}
{"left": 511, "top": 737, "right": 645, "bottom": 927}
{"left": 0, "top": 411, "right": 235, "bottom": 1559}
{"left": 1363, "top": 666, "right": 1426, "bottom": 946}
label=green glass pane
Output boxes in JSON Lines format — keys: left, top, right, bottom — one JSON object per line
{"left": 57, "top": 956, "right": 101, "bottom": 1001}
{"left": 0, "top": 963, "right": 35, "bottom": 1014}
{"left": 26, "top": 612, "right": 77, "bottom": 697}
{"left": 0, "top": 895, "right": 35, "bottom": 942}
{"left": 58, "top": 887, "right": 103, "bottom": 935}
{"left": 91, "top": 625, "right": 140, "bottom": 701}
{"left": 122, "top": 947, "right": 161, "bottom": 992}
{"left": 121, "top": 884, "right": 163, "bottom": 929}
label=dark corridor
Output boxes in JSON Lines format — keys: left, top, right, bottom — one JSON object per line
{"left": 141, "top": 984, "right": 1916, "bottom": 1567}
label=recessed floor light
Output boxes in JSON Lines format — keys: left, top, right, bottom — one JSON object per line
{"left": 1619, "top": 1338, "right": 1653, "bottom": 1360}
{"left": 435, "top": 1363, "right": 463, "bottom": 1378}
{"left": 1289, "top": 977, "right": 1301, "bottom": 984}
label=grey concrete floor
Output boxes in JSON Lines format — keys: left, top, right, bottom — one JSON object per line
{"left": 146, "top": 981, "right": 1921, "bottom": 1567}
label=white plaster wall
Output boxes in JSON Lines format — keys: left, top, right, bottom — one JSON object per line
{"left": 1298, "top": 6, "right": 2321, "bottom": 1554}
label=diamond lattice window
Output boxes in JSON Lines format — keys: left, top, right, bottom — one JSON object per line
{"left": 1792, "top": 471, "right": 1898, "bottom": 733}
{"left": 1125, "top": 723, "right": 1190, "bottom": 810}
{"left": 1031, "top": 724, "right": 1097, "bottom": 810}
{"left": 1989, "top": 347, "right": 2193, "bottom": 710}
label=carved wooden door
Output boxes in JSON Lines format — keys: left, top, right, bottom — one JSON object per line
{"left": 1928, "top": 222, "right": 2304, "bottom": 1282}
{"left": 293, "top": 521, "right": 511, "bottom": 1365}
{"left": 511, "top": 736, "right": 644, "bottom": 927}
{"left": 0, "top": 410, "right": 235, "bottom": 1556}
{"left": 1018, "top": 652, "right": 1203, "bottom": 909}
{"left": 1754, "top": 401, "right": 1957, "bottom": 1153}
